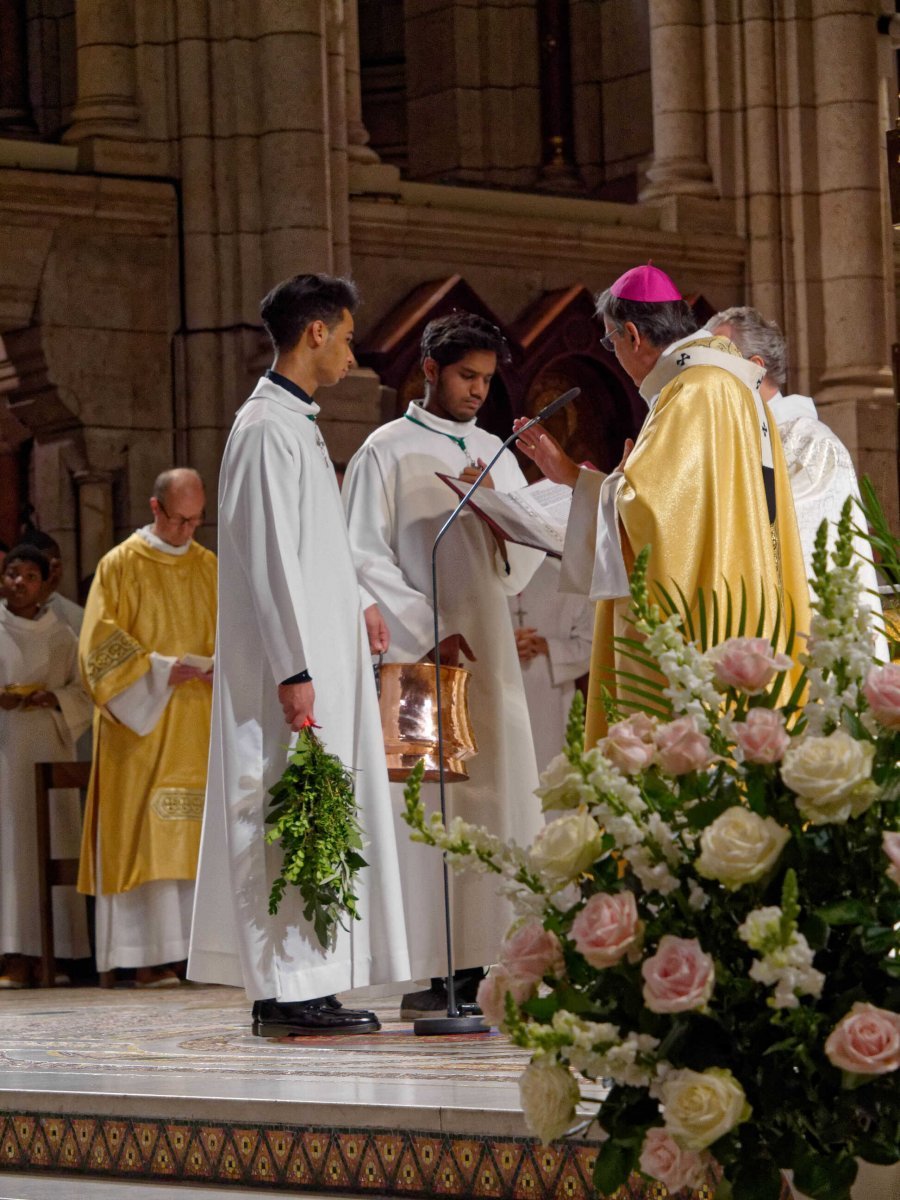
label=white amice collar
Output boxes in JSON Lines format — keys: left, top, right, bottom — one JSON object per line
{"left": 138, "top": 525, "right": 192, "bottom": 556}
{"left": 639, "top": 331, "right": 766, "bottom": 407}
{"left": 406, "top": 400, "right": 478, "bottom": 439}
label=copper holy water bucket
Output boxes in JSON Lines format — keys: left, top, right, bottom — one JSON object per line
{"left": 377, "top": 661, "right": 478, "bottom": 782}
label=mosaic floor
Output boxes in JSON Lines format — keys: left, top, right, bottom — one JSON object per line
{"left": 0, "top": 985, "right": 717, "bottom": 1197}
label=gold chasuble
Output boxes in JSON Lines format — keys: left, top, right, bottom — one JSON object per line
{"left": 78, "top": 534, "right": 217, "bottom": 895}
{"left": 572, "top": 335, "right": 810, "bottom": 747}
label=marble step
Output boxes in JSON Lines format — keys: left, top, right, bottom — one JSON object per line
{"left": 0, "top": 1174, "right": 381, "bottom": 1199}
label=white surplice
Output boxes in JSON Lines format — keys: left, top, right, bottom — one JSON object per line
{"left": 92, "top": 526, "right": 194, "bottom": 973}
{"left": 188, "top": 376, "right": 410, "bottom": 1002}
{"left": 0, "top": 602, "right": 92, "bottom": 958}
{"left": 343, "top": 402, "right": 545, "bottom": 979}
{"left": 510, "top": 558, "right": 593, "bottom": 773}
{"left": 769, "top": 393, "right": 887, "bottom": 658}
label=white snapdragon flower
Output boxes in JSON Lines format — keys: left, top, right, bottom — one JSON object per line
{"left": 623, "top": 844, "right": 680, "bottom": 895}
{"left": 687, "top": 880, "right": 710, "bottom": 911}
{"left": 738, "top": 906, "right": 824, "bottom": 1008}
{"left": 646, "top": 812, "right": 685, "bottom": 867}
{"left": 534, "top": 753, "right": 594, "bottom": 811}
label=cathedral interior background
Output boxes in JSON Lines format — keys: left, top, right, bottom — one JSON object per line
{"left": 0, "top": 0, "right": 898, "bottom": 601}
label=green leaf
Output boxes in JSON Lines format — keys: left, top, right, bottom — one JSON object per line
{"left": 592, "top": 1139, "right": 635, "bottom": 1197}
{"left": 815, "top": 899, "right": 871, "bottom": 926}
{"left": 732, "top": 1156, "right": 783, "bottom": 1200}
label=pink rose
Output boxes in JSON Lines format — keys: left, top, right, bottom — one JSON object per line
{"left": 863, "top": 664, "right": 900, "bottom": 730}
{"left": 570, "top": 890, "right": 642, "bottom": 968}
{"left": 641, "top": 935, "right": 715, "bottom": 1014}
{"left": 476, "top": 966, "right": 535, "bottom": 1027}
{"left": 655, "top": 716, "right": 713, "bottom": 775}
{"left": 602, "top": 713, "right": 657, "bottom": 774}
{"left": 732, "top": 708, "right": 791, "bottom": 765}
{"left": 639, "top": 1127, "right": 709, "bottom": 1192}
{"left": 825, "top": 1002, "right": 900, "bottom": 1075}
{"left": 883, "top": 832, "right": 900, "bottom": 887}
{"left": 501, "top": 920, "right": 565, "bottom": 986}
{"left": 711, "top": 637, "right": 793, "bottom": 694}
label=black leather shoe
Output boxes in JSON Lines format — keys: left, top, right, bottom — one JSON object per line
{"left": 251, "top": 996, "right": 381, "bottom": 1037}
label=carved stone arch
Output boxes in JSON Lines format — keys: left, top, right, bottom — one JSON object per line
{"left": 0, "top": 325, "right": 127, "bottom": 595}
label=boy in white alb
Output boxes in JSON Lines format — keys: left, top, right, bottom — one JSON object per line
{"left": 0, "top": 545, "right": 92, "bottom": 987}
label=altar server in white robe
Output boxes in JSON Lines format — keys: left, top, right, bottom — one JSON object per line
{"left": 19, "top": 528, "right": 84, "bottom": 636}
{"left": 708, "top": 308, "right": 888, "bottom": 661}
{"left": 0, "top": 546, "right": 92, "bottom": 987}
{"left": 343, "top": 312, "right": 545, "bottom": 1019}
{"left": 511, "top": 557, "right": 594, "bottom": 773}
{"left": 188, "top": 273, "right": 410, "bottom": 1036}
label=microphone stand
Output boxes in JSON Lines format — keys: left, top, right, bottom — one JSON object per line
{"left": 413, "top": 388, "right": 579, "bottom": 1036}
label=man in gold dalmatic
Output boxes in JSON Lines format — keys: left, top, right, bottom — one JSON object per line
{"left": 78, "top": 468, "right": 216, "bottom": 986}
{"left": 516, "top": 265, "right": 810, "bottom": 747}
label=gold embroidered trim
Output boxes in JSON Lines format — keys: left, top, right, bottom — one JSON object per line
{"left": 771, "top": 523, "right": 784, "bottom": 606}
{"left": 86, "top": 629, "right": 143, "bottom": 687}
{"left": 150, "top": 789, "right": 205, "bottom": 821}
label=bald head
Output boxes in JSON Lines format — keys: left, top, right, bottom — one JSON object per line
{"left": 150, "top": 468, "right": 206, "bottom": 547}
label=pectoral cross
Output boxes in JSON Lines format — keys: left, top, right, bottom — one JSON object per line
{"left": 514, "top": 594, "right": 528, "bottom": 628}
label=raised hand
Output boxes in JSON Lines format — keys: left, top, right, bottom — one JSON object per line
{"left": 512, "top": 418, "right": 580, "bottom": 488}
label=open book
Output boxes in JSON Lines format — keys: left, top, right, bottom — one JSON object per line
{"left": 437, "top": 473, "right": 571, "bottom": 557}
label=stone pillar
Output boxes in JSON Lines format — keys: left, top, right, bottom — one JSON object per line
{"left": 63, "top": 0, "right": 140, "bottom": 142}
{"left": 73, "top": 468, "right": 115, "bottom": 581}
{"left": 640, "top": 0, "right": 717, "bottom": 201}
{"left": 345, "top": 0, "right": 379, "bottom": 165}
{"left": 738, "top": 10, "right": 785, "bottom": 324}
{"left": 327, "top": 0, "right": 352, "bottom": 276}
{"left": 811, "top": 1, "right": 898, "bottom": 516}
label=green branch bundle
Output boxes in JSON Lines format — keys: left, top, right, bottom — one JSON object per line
{"left": 264, "top": 725, "right": 367, "bottom": 951}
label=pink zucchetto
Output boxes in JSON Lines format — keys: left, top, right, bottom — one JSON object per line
{"left": 608, "top": 263, "right": 682, "bottom": 303}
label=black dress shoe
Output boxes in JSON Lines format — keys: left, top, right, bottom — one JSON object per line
{"left": 251, "top": 996, "right": 381, "bottom": 1037}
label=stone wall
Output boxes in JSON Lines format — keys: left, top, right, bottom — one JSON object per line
{"left": 0, "top": 0, "right": 896, "bottom": 595}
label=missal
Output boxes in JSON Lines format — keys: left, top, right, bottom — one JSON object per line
{"left": 437, "top": 473, "right": 572, "bottom": 557}
{"left": 180, "top": 653, "right": 215, "bottom": 672}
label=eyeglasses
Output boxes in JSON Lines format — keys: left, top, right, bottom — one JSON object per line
{"left": 156, "top": 499, "right": 205, "bottom": 529}
{"left": 600, "top": 325, "right": 621, "bottom": 353}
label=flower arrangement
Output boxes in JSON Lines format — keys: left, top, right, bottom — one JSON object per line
{"left": 265, "top": 722, "right": 366, "bottom": 950}
{"left": 403, "top": 500, "right": 899, "bottom": 1200}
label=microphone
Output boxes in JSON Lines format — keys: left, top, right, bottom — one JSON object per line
{"left": 514, "top": 386, "right": 581, "bottom": 438}
{"left": 418, "top": 382, "right": 581, "bottom": 1034}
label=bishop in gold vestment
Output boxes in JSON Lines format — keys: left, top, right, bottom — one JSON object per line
{"left": 516, "top": 266, "right": 810, "bottom": 748}
{"left": 78, "top": 469, "right": 216, "bottom": 982}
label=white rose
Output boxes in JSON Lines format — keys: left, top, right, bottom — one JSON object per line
{"left": 781, "top": 731, "right": 877, "bottom": 825}
{"left": 529, "top": 808, "right": 605, "bottom": 884}
{"left": 518, "top": 1059, "right": 580, "bottom": 1145}
{"left": 535, "top": 754, "right": 593, "bottom": 811}
{"left": 695, "top": 807, "right": 789, "bottom": 891}
{"left": 660, "top": 1067, "right": 751, "bottom": 1150}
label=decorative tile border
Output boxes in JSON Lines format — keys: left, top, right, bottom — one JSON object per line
{"left": 0, "top": 1110, "right": 726, "bottom": 1198}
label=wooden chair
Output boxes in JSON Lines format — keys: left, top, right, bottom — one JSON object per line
{"left": 34, "top": 761, "right": 92, "bottom": 988}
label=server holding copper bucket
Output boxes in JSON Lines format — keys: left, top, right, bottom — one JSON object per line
{"left": 344, "top": 313, "right": 545, "bottom": 1025}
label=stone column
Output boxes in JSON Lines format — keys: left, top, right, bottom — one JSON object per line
{"left": 740, "top": 8, "right": 785, "bottom": 324}
{"left": 344, "top": 0, "right": 379, "bottom": 165}
{"left": 811, "top": 0, "right": 898, "bottom": 516}
{"left": 63, "top": 0, "right": 140, "bottom": 143}
{"left": 640, "top": 0, "right": 717, "bottom": 200}
{"left": 73, "top": 469, "right": 115, "bottom": 581}
{"left": 326, "top": 0, "right": 352, "bottom": 276}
